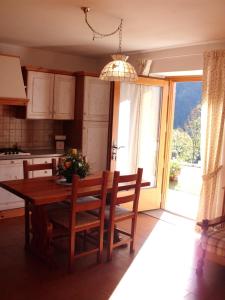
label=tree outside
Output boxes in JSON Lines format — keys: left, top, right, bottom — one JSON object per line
{"left": 172, "top": 103, "right": 201, "bottom": 164}
{"left": 184, "top": 104, "right": 201, "bottom": 163}
{"left": 172, "top": 128, "right": 192, "bottom": 162}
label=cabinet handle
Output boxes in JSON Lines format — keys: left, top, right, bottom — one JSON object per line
{"left": 45, "top": 161, "right": 48, "bottom": 164}
{"left": 44, "top": 170, "right": 47, "bottom": 174}
{"left": 10, "top": 161, "right": 15, "bottom": 164}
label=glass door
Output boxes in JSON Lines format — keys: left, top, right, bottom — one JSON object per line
{"left": 110, "top": 77, "right": 169, "bottom": 211}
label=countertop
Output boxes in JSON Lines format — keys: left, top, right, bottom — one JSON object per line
{"left": 0, "top": 149, "right": 65, "bottom": 160}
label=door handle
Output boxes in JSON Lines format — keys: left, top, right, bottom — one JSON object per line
{"left": 111, "top": 144, "right": 125, "bottom": 160}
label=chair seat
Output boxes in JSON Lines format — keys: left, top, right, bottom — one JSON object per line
{"left": 62, "top": 196, "right": 99, "bottom": 206}
{"left": 91, "top": 205, "right": 133, "bottom": 220}
{"left": 202, "top": 228, "right": 225, "bottom": 256}
{"left": 45, "top": 202, "right": 69, "bottom": 212}
{"left": 48, "top": 207, "right": 100, "bottom": 230}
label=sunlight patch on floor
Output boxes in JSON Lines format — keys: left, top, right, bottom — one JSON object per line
{"left": 166, "top": 189, "right": 199, "bottom": 220}
{"left": 110, "top": 221, "right": 200, "bottom": 300}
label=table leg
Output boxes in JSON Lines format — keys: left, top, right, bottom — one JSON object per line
{"left": 30, "top": 206, "right": 53, "bottom": 262}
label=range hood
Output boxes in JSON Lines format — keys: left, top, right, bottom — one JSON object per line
{"left": 0, "top": 54, "right": 28, "bottom": 106}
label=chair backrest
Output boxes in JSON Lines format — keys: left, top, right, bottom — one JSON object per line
{"left": 23, "top": 159, "right": 57, "bottom": 179}
{"left": 70, "top": 171, "right": 109, "bottom": 228}
{"left": 111, "top": 168, "right": 143, "bottom": 213}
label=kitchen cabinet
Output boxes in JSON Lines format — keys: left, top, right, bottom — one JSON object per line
{"left": 53, "top": 74, "right": 75, "bottom": 120}
{"left": 27, "top": 71, "right": 54, "bottom": 119}
{"left": 83, "top": 76, "right": 110, "bottom": 121}
{"left": 82, "top": 76, "right": 111, "bottom": 173}
{"left": 32, "top": 157, "right": 59, "bottom": 177}
{"left": 26, "top": 69, "right": 75, "bottom": 120}
{"left": 64, "top": 73, "right": 111, "bottom": 173}
{"left": 0, "top": 156, "right": 60, "bottom": 212}
{"left": 0, "top": 159, "right": 32, "bottom": 211}
{"left": 82, "top": 121, "right": 109, "bottom": 173}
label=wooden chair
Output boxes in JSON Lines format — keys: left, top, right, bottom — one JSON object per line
{"left": 197, "top": 216, "right": 225, "bottom": 275}
{"left": 23, "top": 159, "right": 57, "bottom": 248}
{"left": 48, "top": 171, "right": 109, "bottom": 272}
{"left": 107, "top": 168, "right": 143, "bottom": 261}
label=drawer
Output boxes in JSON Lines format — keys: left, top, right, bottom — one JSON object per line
{"left": 0, "top": 159, "right": 29, "bottom": 165}
{"left": 32, "top": 157, "right": 56, "bottom": 178}
{"left": 33, "top": 157, "right": 53, "bottom": 164}
{"left": 33, "top": 169, "right": 52, "bottom": 178}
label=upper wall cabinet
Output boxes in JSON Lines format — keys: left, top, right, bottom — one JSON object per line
{"left": 53, "top": 74, "right": 75, "bottom": 120}
{"left": 26, "top": 70, "right": 75, "bottom": 120}
{"left": 27, "top": 71, "right": 54, "bottom": 119}
{"left": 83, "top": 76, "right": 111, "bottom": 121}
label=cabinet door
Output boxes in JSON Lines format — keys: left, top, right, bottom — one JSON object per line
{"left": 84, "top": 77, "right": 110, "bottom": 121}
{"left": 27, "top": 71, "right": 54, "bottom": 119}
{"left": 53, "top": 75, "right": 75, "bottom": 120}
{"left": 0, "top": 159, "right": 27, "bottom": 180}
{"left": 0, "top": 159, "right": 31, "bottom": 211}
{"left": 82, "top": 121, "right": 109, "bottom": 173}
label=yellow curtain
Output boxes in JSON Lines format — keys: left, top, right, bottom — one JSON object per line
{"left": 197, "top": 50, "right": 225, "bottom": 221}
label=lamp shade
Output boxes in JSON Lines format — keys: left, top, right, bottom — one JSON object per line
{"left": 99, "top": 54, "right": 138, "bottom": 82}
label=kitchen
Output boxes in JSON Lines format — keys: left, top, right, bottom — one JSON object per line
{"left": 0, "top": 54, "right": 111, "bottom": 219}
{"left": 1, "top": 1, "right": 225, "bottom": 299}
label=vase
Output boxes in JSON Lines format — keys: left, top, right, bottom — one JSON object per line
{"left": 65, "top": 175, "right": 73, "bottom": 183}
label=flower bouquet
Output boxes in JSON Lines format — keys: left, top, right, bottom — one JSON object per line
{"left": 58, "top": 149, "right": 90, "bottom": 183}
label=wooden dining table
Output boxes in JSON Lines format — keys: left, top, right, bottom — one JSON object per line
{"left": 0, "top": 173, "right": 150, "bottom": 261}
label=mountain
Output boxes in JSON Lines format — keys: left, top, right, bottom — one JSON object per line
{"left": 174, "top": 81, "right": 202, "bottom": 129}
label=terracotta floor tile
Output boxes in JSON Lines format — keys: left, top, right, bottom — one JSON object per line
{"left": 1, "top": 214, "right": 225, "bottom": 300}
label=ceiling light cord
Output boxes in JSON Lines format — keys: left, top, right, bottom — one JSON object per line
{"left": 82, "top": 7, "right": 123, "bottom": 48}
{"left": 118, "top": 20, "right": 123, "bottom": 54}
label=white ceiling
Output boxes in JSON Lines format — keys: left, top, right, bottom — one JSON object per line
{"left": 0, "top": 0, "right": 224, "bottom": 57}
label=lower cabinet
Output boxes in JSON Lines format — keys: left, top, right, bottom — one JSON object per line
{"left": 0, "top": 156, "right": 60, "bottom": 212}
{"left": 0, "top": 159, "right": 32, "bottom": 211}
{"left": 82, "top": 121, "right": 109, "bottom": 173}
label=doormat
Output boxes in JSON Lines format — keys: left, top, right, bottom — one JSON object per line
{"left": 142, "top": 209, "right": 195, "bottom": 228}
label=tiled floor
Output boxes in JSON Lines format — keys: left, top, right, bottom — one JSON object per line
{"left": 1, "top": 214, "right": 225, "bottom": 300}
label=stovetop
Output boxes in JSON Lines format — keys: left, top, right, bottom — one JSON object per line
{"left": 0, "top": 148, "right": 31, "bottom": 156}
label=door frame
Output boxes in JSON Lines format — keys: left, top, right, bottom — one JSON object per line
{"left": 160, "top": 75, "right": 203, "bottom": 209}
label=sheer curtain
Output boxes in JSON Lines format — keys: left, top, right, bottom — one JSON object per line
{"left": 197, "top": 50, "right": 225, "bottom": 221}
{"left": 116, "top": 82, "right": 162, "bottom": 185}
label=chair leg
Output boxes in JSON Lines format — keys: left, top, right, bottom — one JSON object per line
{"left": 83, "top": 230, "right": 87, "bottom": 251}
{"left": 68, "top": 231, "right": 75, "bottom": 273}
{"left": 24, "top": 201, "right": 30, "bottom": 249}
{"left": 98, "top": 228, "right": 104, "bottom": 264}
{"left": 130, "top": 217, "right": 137, "bottom": 253}
{"left": 107, "top": 222, "right": 115, "bottom": 261}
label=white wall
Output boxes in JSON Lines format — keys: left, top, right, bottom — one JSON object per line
{"left": 0, "top": 43, "right": 98, "bottom": 72}
{"left": 96, "top": 41, "right": 225, "bottom": 74}
{"left": 2, "top": 41, "right": 225, "bottom": 75}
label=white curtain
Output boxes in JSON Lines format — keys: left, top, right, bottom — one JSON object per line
{"left": 197, "top": 50, "right": 225, "bottom": 221}
{"left": 116, "top": 82, "right": 162, "bottom": 185}
{"left": 116, "top": 83, "right": 140, "bottom": 175}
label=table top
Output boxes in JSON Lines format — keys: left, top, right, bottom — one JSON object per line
{"left": 0, "top": 173, "right": 150, "bottom": 206}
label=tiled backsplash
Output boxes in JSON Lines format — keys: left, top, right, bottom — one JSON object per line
{"left": 0, "top": 105, "right": 63, "bottom": 149}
